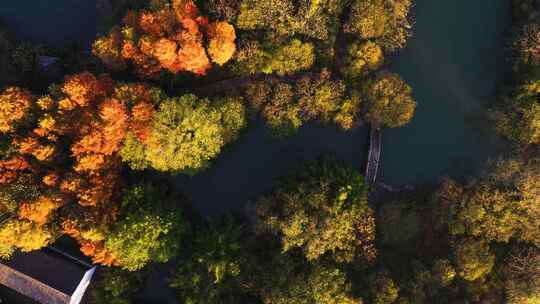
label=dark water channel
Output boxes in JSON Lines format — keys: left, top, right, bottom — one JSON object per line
{"left": 0, "top": 0, "right": 96, "bottom": 49}
{"left": 176, "top": 0, "right": 511, "bottom": 215}
{"left": 383, "top": 0, "right": 510, "bottom": 184}
{"left": 0, "top": 0, "right": 511, "bottom": 216}
{"left": 0, "top": 0, "right": 512, "bottom": 303}
{"left": 0, "top": 0, "right": 511, "bottom": 210}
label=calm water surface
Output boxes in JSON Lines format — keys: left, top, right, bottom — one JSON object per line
{"left": 0, "top": 1, "right": 510, "bottom": 212}
{"left": 0, "top": 0, "right": 96, "bottom": 49}
{"left": 383, "top": 0, "right": 510, "bottom": 184}
{"left": 0, "top": 0, "right": 512, "bottom": 303}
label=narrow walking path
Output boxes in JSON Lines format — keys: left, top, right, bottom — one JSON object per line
{"left": 189, "top": 72, "right": 322, "bottom": 95}
{"left": 365, "top": 121, "right": 382, "bottom": 185}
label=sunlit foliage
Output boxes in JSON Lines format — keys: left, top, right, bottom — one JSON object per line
{"left": 234, "top": 38, "right": 315, "bottom": 76}
{"left": 342, "top": 41, "right": 384, "bottom": 78}
{"left": 435, "top": 156, "right": 540, "bottom": 247}
{"left": 0, "top": 87, "right": 33, "bottom": 134}
{"left": 237, "top": 0, "right": 343, "bottom": 41}
{"left": 244, "top": 70, "right": 360, "bottom": 135}
{"left": 491, "top": 77, "right": 540, "bottom": 145}
{"left": 93, "top": 0, "right": 236, "bottom": 78}
{"left": 256, "top": 159, "right": 376, "bottom": 263}
{"left": 345, "top": 0, "right": 412, "bottom": 52}
{"left": 120, "top": 94, "right": 246, "bottom": 174}
{"left": 362, "top": 72, "right": 416, "bottom": 127}
{"left": 102, "top": 183, "right": 187, "bottom": 271}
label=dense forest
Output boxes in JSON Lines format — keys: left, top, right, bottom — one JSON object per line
{"left": 0, "top": 0, "right": 538, "bottom": 303}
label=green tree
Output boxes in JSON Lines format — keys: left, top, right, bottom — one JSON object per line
{"left": 453, "top": 238, "right": 495, "bottom": 282}
{"left": 344, "top": 0, "right": 412, "bottom": 52}
{"left": 377, "top": 201, "right": 421, "bottom": 247}
{"left": 342, "top": 41, "right": 384, "bottom": 78}
{"left": 490, "top": 78, "right": 540, "bottom": 145}
{"left": 91, "top": 268, "right": 143, "bottom": 304}
{"left": 236, "top": 0, "right": 343, "bottom": 41}
{"left": 170, "top": 218, "right": 248, "bottom": 304}
{"left": 252, "top": 253, "right": 361, "bottom": 304}
{"left": 435, "top": 156, "right": 540, "bottom": 247}
{"left": 362, "top": 72, "right": 416, "bottom": 127}
{"left": 263, "top": 39, "right": 315, "bottom": 75}
{"left": 104, "top": 183, "right": 188, "bottom": 271}
{"left": 120, "top": 94, "right": 246, "bottom": 174}
{"left": 256, "top": 159, "right": 376, "bottom": 263}
{"left": 234, "top": 38, "right": 315, "bottom": 76}
{"left": 370, "top": 271, "right": 400, "bottom": 304}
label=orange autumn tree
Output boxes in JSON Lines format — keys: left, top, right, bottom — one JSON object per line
{"left": 93, "top": 0, "right": 237, "bottom": 78}
{"left": 0, "top": 87, "right": 33, "bottom": 134}
{"left": 0, "top": 72, "right": 160, "bottom": 265}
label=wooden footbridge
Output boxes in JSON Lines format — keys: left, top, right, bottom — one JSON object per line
{"left": 365, "top": 121, "right": 382, "bottom": 186}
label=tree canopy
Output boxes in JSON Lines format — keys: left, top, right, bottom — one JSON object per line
{"left": 93, "top": 0, "right": 237, "bottom": 77}
{"left": 256, "top": 159, "right": 376, "bottom": 263}
{"left": 362, "top": 72, "right": 416, "bottom": 127}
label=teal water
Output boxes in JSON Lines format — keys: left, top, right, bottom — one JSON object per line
{"left": 0, "top": 1, "right": 512, "bottom": 303}
{"left": 383, "top": 0, "right": 510, "bottom": 184}
{"left": 0, "top": 1, "right": 510, "bottom": 209}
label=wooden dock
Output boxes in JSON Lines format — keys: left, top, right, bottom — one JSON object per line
{"left": 365, "top": 121, "right": 382, "bottom": 185}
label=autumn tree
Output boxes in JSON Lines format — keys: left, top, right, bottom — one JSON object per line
{"left": 344, "top": 0, "right": 412, "bottom": 52}
{"left": 234, "top": 38, "right": 315, "bottom": 76}
{"left": 342, "top": 41, "right": 384, "bottom": 78}
{"left": 93, "top": 0, "right": 237, "bottom": 78}
{"left": 236, "top": 0, "right": 343, "bottom": 41}
{"left": 452, "top": 238, "right": 495, "bottom": 282}
{"left": 0, "top": 73, "right": 168, "bottom": 264}
{"left": 362, "top": 72, "right": 416, "bottom": 127}
{"left": 207, "top": 21, "right": 236, "bottom": 65}
{"left": 120, "top": 94, "right": 246, "bottom": 174}
{"left": 504, "top": 247, "right": 540, "bottom": 304}
{"left": 256, "top": 159, "right": 376, "bottom": 264}
{"left": 0, "top": 87, "right": 33, "bottom": 134}
{"left": 434, "top": 156, "right": 540, "bottom": 247}
{"left": 243, "top": 71, "right": 361, "bottom": 135}
{"left": 490, "top": 76, "right": 540, "bottom": 145}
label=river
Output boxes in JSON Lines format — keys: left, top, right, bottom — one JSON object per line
{"left": 383, "top": 0, "right": 510, "bottom": 184}
{"left": 0, "top": 0, "right": 511, "bottom": 302}
{"left": 0, "top": 1, "right": 510, "bottom": 213}
{"left": 173, "top": 0, "right": 511, "bottom": 215}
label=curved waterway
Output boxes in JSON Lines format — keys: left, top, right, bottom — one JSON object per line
{"left": 0, "top": 0, "right": 510, "bottom": 215}
{"left": 174, "top": 0, "right": 511, "bottom": 215}
{"left": 0, "top": 1, "right": 513, "bottom": 303}
{"left": 383, "top": 0, "right": 510, "bottom": 184}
